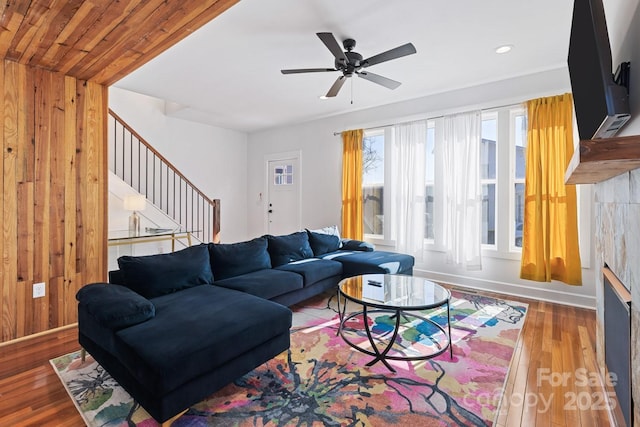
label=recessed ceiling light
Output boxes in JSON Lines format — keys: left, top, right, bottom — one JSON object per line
{"left": 495, "top": 45, "right": 513, "bottom": 54}
{"left": 319, "top": 95, "right": 329, "bottom": 100}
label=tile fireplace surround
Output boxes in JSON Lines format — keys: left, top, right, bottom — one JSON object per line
{"left": 595, "top": 169, "right": 640, "bottom": 426}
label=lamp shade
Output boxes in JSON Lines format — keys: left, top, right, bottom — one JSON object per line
{"left": 123, "top": 194, "right": 146, "bottom": 211}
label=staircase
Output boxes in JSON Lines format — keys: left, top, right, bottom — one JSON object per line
{"left": 108, "top": 110, "right": 220, "bottom": 243}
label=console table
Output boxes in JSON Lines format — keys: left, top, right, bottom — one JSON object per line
{"left": 108, "top": 229, "right": 193, "bottom": 252}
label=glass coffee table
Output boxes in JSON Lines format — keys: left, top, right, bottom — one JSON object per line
{"left": 338, "top": 274, "right": 452, "bottom": 373}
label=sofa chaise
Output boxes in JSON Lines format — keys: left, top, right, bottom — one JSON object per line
{"left": 77, "top": 229, "right": 414, "bottom": 424}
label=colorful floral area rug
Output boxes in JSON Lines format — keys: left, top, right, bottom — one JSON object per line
{"left": 51, "top": 290, "right": 527, "bottom": 426}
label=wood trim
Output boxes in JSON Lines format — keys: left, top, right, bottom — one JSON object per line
{"left": 565, "top": 135, "right": 640, "bottom": 184}
{"left": 602, "top": 267, "right": 631, "bottom": 304}
{"left": 0, "top": 323, "right": 77, "bottom": 348}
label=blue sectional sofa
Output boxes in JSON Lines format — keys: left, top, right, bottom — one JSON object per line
{"left": 77, "top": 230, "right": 414, "bottom": 424}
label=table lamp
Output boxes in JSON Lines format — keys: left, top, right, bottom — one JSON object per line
{"left": 124, "top": 194, "right": 146, "bottom": 236}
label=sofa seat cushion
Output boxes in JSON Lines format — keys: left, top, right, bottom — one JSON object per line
{"left": 214, "top": 269, "right": 303, "bottom": 300}
{"left": 208, "top": 237, "right": 271, "bottom": 280}
{"left": 115, "top": 285, "right": 291, "bottom": 394}
{"left": 117, "top": 244, "right": 213, "bottom": 298}
{"left": 320, "top": 250, "right": 415, "bottom": 277}
{"left": 275, "top": 258, "right": 343, "bottom": 287}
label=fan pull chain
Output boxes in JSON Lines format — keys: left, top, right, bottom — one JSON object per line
{"left": 351, "top": 78, "right": 354, "bottom": 105}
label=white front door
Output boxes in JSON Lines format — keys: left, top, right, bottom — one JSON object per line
{"left": 267, "top": 155, "right": 301, "bottom": 235}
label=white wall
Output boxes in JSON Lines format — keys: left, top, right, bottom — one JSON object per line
{"left": 247, "top": 68, "right": 597, "bottom": 307}
{"left": 605, "top": 0, "right": 640, "bottom": 136}
{"left": 109, "top": 87, "right": 250, "bottom": 243}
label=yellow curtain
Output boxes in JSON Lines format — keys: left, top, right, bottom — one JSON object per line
{"left": 341, "top": 129, "right": 364, "bottom": 239}
{"left": 520, "top": 93, "right": 582, "bottom": 285}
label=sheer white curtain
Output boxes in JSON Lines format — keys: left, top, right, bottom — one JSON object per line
{"left": 442, "top": 111, "right": 482, "bottom": 270}
{"left": 391, "top": 121, "right": 426, "bottom": 259}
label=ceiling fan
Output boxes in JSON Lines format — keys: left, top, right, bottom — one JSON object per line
{"left": 281, "top": 32, "right": 417, "bottom": 98}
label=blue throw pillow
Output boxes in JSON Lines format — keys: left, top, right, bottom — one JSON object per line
{"left": 117, "top": 244, "right": 213, "bottom": 299}
{"left": 208, "top": 237, "right": 272, "bottom": 280}
{"left": 306, "top": 230, "right": 341, "bottom": 256}
{"left": 266, "top": 231, "right": 314, "bottom": 267}
{"left": 76, "top": 283, "right": 155, "bottom": 329}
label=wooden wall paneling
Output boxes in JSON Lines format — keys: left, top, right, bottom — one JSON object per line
{"left": 0, "top": 62, "right": 108, "bottom": 343}
{"left": 33, "top": 67, "right": 52, "bottom": 335}
{"left": 54, "top": 0, "right": 145, "bottom": 76}
{"left": 6, "top": 1, "right": 60, "bottom": 63}
{"left": 17, "top": 1, "right": 86, "bottom": 67}
{"left": 0, "top": 62, "right": 3, "bottom": 341}
{"left": 63, "top": 76, "right": 77, "bottom": 326}
{"left": 66, "top": 0, "right": 170, "bottom": 79}
{"left": 75, "top": 79, "right": 107, "bottom": 287}
{"left": 0, "top": 0, "right": 241, "bottom": 85}
{"left": 3, "top": 60, "right": 20, "bottom": 342}
{"left": 15, "top": 61, "right": 33, "bottom": 294}
{"left": 50, "top": 73, "right": 66, "bottom": 283}
{"left": 74, "top": 79, "right": 86, "bottom": 283}
{"left": 0, "top": 2, "right": 30, "bottom": 60}
{"left": 39, "top": 1, "right": 114, "bottom": 70}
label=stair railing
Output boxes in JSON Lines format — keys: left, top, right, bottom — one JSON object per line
{"left": 108, "top": 109, "right": 220, "bottom": 243}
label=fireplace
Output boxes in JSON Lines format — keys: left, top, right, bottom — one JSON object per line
{"left": 603, "top": 267, "right": 632, "bottom": 426}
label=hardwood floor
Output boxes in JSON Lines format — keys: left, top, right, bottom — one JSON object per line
{"left": 0, "top": 290, "right": 613, "bottom": 426}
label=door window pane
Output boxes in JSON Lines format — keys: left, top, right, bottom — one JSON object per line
{"left": 363, "top": 133, "right": 384, "bottom": 235}
{"left": 273, "top": 164, "right": 293, "bottom": 185}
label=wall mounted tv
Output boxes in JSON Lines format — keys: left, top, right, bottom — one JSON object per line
{"left": 568, "top": 0, "right": 630, "bottom": 140}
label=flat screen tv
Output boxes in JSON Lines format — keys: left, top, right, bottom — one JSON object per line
{"left": 568, "top": 0, "right": 630, "bottom": 140}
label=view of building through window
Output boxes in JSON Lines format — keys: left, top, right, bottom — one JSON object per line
{"left": 425, "top": 124, "right": 435, "bottom": 240}
{"left": 481, "top": 117, "right": 497, "bottom": 246}
{"left": 514, "top": 113, "right": 527, "bottom": 248}
{"left": 362, "top": 131, "right": 384, "bottom": 235}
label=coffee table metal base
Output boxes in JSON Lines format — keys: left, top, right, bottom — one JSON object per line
{"left": 338, "top": 297, "right": 453, "bottom": 373}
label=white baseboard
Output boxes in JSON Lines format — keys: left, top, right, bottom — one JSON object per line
{"left": 414, "top": 268, "right": 596, "bottom": 309}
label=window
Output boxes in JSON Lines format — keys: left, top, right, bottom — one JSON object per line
{"left": 481, "top": 116, "right": 497, "bottom": 246}
{"left": 362, "top": 104, "right": 525, "bottom": 258}
{"left": 425, "top": 123, "right": 436, "bottom": 240}
{"left": 362, "top": 131, "right": 385, "bottom": 236}
{"left": 273, "top": 164, "right": 293, "bottom": 185}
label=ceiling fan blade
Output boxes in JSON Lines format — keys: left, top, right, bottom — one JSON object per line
{"left": 317, "top": 32, "right": 347, "bottom": 64}
{"left": 326, "top": 76, "right": 346, "bottom": 97}
{"left": 357, "top": 71, "right": 401, "bottom": 90}
{"left": 363, "top": 43, "right": 416, "bottom": 67}
{"left": 281, "top": 68, "right": 337, "bottom": 74}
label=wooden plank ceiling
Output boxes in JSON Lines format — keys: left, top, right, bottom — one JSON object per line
{"left": 0, "top": 0, "right": 240, "bottom": 85}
